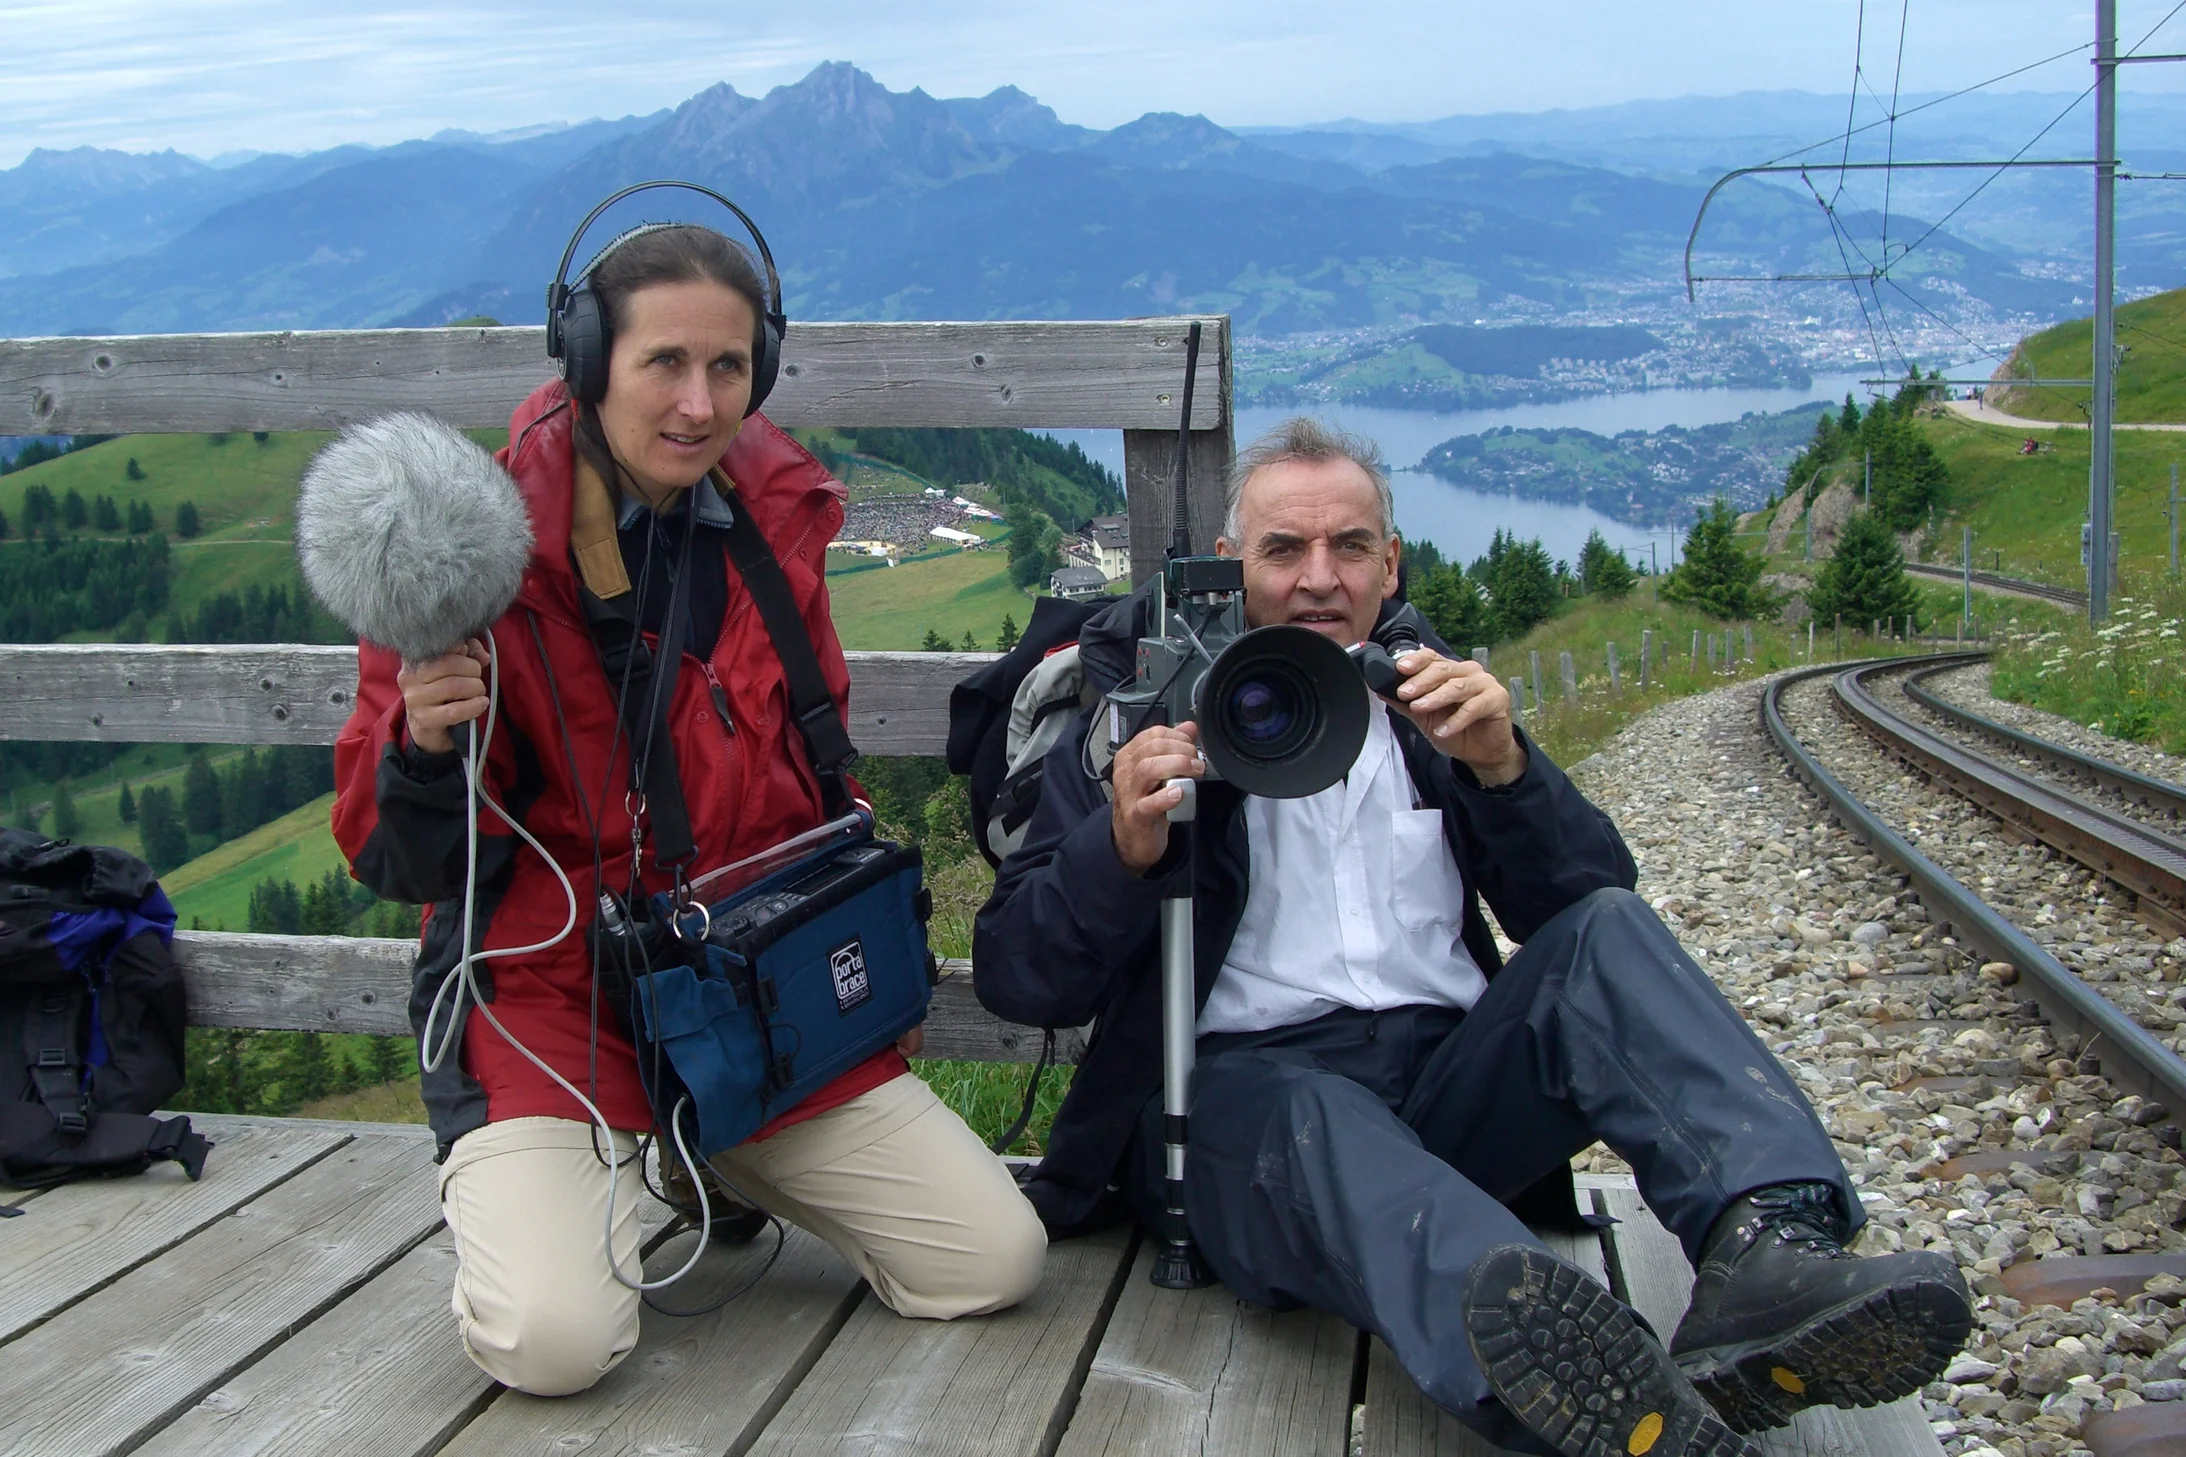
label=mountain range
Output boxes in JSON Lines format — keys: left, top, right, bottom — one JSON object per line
{"left": 0, "top": 63, "right": 2155, "bottom": 341}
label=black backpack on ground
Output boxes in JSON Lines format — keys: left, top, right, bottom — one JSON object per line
{"left": 0, "top": 828, "right": 209, "bottom": 1198}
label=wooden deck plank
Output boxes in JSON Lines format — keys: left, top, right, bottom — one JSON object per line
{"left": 0, "top": 1120, "right": 348, "bottom": 1345}
{"left": 745, "top": 1227, "right": 1134, "bottom": 1456}
{"left": 129, "top": 1234, "right": 489, "bottom": 1457}
{"left": 0, "top": 1133, "right": 441, "bottom": 1457}
{"left": 438, "top": 1223, "right": 866, "bottom": 1457}
{"left": 1055, "top": 1240, "right": 1356, "bottom": 1457}
{"left": 1594, "top": 1185, "right": 1945, "bottom": 1457}
{"left": 1354, "top": 1223, "right": 1615, "bottom": 1457}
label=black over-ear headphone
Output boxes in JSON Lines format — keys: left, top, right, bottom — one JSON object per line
{"left": 544, "top": 179, "right": 787, "bottom": 416}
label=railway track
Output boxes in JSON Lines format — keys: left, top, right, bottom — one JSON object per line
{"left": 1903, "top": 561, "right": 2091, "bottom": 610}
{"left": 1764, "top": 654, "right": 2186, "bottom": 1117}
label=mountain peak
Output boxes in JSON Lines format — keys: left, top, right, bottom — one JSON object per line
{"left": 942, "top": 86, "right": 1090, "bottom": 150}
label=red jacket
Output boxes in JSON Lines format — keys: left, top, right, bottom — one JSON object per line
{"left": 332, "top": 381, "right": 902, "bottom": 1155}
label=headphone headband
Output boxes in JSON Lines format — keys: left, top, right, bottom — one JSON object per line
{"left": 546, "top": 179, "right": 785, "bottom": 331}
{"left": 545, "top": 180, "right": 788, "bottom": 414}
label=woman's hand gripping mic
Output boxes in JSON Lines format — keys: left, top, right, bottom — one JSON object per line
{"left": 397, "top": 638, "right": 493, "bottom": 755}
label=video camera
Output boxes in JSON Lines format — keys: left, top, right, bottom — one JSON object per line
{"left": 1104, "top": 554, "right": 1430, "bottom": 800}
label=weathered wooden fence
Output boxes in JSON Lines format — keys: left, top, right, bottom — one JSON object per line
{"left": 0, "top": 317, "right": 1239, "bottom": 1062}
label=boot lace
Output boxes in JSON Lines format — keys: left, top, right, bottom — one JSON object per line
{"left": 1747, "top": 1182, "right": 1852, "bottom": 1259}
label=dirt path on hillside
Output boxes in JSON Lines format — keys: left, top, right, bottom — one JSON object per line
{"left": 1945, "top": 397, "right": 2186, "bottom": 431}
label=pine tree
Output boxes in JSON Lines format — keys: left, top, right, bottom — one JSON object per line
{"left": 51, "top": 780, "right": 79, "bottom": 838}
{"left": 0, "top": 504, "right": 10, "bottom": 539}
{"left": 367, "top": 1034, "right": 410, "bottom": 1085}
{"left": 182, "top": 751, "right": 222, "bottom": 837}
{"left": 1411, "top": 562, "right": 1489, "bottom": 651}
{"left": 1478, "top": 530, "right": 1557, "bottom": 639}
{"left": 92, "top": 495, "right": 120, "bottom": 531}
{"left": 136, "top": 787, "right": 189, "bottom": 871}
{"left": 117, "top": 781, "right": 136, "bottom": 823}
{"left": 174, "top": 500, "right": 201, "bottom": 538}
{"left": 920, "top": 628, "right": 951, "bottom": 652}
{"left": 995, "top": 613, "right": 1021, "bottom": 652}
{"left": 1577, "top": 530, "right": 1637, "bottom": 599}
{"left": 1661, "top": 499, "right": 1772, "bottom": 620}
{"left": 247, "top": 876, "right": 304, "bottom": 934}
{"left": 289, "top": 1032, "right": 331, "bottom": 1104}
{"left": 61, "top": 488, "right": 87, "bottom": 529}
{"left": 1004, "top": 506, "right": 1062, "bottom": 589}
{"left": 125, "top": 457, "right": 145, "bottom": 482}
{"left": 959, "top": 629, "right": 980, "bottom": 652}
{"left": 126, "top": 500, "right": 153, "bottom": 534}
{"left": 1807, "top": 507, "right": 1920, "bottom": 631}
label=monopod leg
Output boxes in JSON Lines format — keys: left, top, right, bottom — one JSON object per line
{"left": 1152, "top": 791, "right": 1214, "bottom": 1289}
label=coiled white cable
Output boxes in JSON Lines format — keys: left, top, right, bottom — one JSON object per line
{"left": 413, "top": 626, "right": 715, "bottom": 1291}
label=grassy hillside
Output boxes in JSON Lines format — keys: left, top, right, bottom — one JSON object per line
{"left": 160, "top": 794, "right": 346, "bottom": 931}
{"left": 1989, "top": 286, "right": 2186, "bottom": 423}
{"left": 4, "top": 428, "right": 509, "bottom": 628}
{"left": 826, "top": 544, "right": 1037, "bottom": 651}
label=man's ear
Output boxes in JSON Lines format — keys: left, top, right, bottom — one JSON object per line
{"left": 1215, "top": 536, "right": 1236, "bottom": 558}
{"left": 1381, "top": 534, "right": 1402, "bottom": 600}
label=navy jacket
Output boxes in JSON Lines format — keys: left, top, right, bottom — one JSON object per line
{"left": 972, "top": 591, "right": 1639, "bottom": 1234}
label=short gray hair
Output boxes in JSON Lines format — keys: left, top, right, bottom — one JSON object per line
{"left": 1222, "top": 416, "right": 1394, "bottom": 543}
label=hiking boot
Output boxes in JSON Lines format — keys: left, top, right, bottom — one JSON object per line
{"left": 1670, "top": 1182, "right": 1973, "bottom": 1433}
{"left": 658, "top": 1157, "right": 770, "bottom": 1244}
{"left": 1464, "top": 1242, "right": 1761, "bottom": 1457}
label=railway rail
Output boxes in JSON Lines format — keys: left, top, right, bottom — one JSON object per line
{"left": 1900, "top": 663, "right": 2186, "bottom": 835}
{"left": 1902, "top": 561, "right": 2091, "bottom": 610}
{"left": 1764, "top": 653, "right": 2186, "bottom": 1121}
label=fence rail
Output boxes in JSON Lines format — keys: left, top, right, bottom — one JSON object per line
{"left": 3, "top": 314, "right": 1240, "bottom": 1062}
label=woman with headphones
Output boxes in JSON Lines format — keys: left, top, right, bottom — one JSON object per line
{"left": 330, "top": 186, "right": 1045, "bottom": 1396}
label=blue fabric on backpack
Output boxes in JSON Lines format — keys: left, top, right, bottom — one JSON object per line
{"left": 44, "top": 888, "right": 176, "bottom": 1076}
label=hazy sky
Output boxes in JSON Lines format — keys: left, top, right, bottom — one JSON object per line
{"left": 4, "top": 0, "right": 2183, "bottom": 167}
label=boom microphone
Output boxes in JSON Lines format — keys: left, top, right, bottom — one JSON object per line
{"left": 296, "top": 412, "right": 535, "bottom": 666}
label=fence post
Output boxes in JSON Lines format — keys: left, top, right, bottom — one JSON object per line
{"left": 1871, "top": 619, "right": 1879, "bottom": 640}
{"left": 1706, "top": 633, "right": 1716, "bottom": 672}
{"left": 1529, "top": 651, "right": 1543, "bottom": 712}
{"left": 1689, "top": 629, "right": 1700, "bottom": 666}
{"left": 1508, "top": 676, "right": 1527, "bottom": 729}
{"left": 1607, "top": 642, "right": 1621, "bottom": 696}
{"left": 1471, "top": 647, "right": 1490, "bottom": 673}
{"left": 1559, "top": 651, "right": 1576, "bottom": 703}
{"left": 1741, "top": 623, "right": 1753, "bottom": 662}
{"left": 1835, "top": 612, "right": 1843, "bottom": 654}
{"left": 1807, "top": 620, "right": 1814, "bottom": 660}
{"left": 1640, "top": 629, "right": 1653, "bottom": 689}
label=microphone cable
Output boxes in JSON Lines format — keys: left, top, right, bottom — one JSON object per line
{"left": 414, "top": 622, "right": 718, "bottom": 1293}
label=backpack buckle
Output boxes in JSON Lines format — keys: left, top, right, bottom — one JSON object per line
{"left": 35, "top": 1047, "right": 71, "bottom": 1068}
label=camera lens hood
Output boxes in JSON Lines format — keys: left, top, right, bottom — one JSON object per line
{"left": 1197, "top": 623, "right": 1370, "bottom": 799}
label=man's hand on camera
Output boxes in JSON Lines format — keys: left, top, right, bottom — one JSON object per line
{"left": 1390, "top": 649, "right": 1527, "bottom": 785}
{"left": 397, "top": 639, "right": 491, "bottom": 756}
{"left": 1110, "top": 720, "right": 1205, "bottom": 875}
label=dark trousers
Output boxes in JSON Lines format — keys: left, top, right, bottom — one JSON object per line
{"left": 1121, "top": 887, "right": 1853, "bottom": 1430}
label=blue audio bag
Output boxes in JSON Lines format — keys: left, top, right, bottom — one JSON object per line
{"left": 627, "top": 828, "right": 934, "bottom": 1155}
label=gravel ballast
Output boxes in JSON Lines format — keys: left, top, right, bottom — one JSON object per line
{"left": 1564, "top": 668, "right": 2186, "bottom": 1457}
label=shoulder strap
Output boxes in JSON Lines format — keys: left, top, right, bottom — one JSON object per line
{"left": 719, "top": 491, "right": 858, "bottom": 818}
{"left": 579, "top": 525, "right": 698, "bottom": 873}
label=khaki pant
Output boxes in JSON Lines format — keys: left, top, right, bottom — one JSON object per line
{"left": 438, "top": 1072, "right": 1047, "bottom": 1395}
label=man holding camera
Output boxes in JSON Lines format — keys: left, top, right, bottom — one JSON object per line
{"left": 974, "top": 418, "right": 1970, "bottom": 1456}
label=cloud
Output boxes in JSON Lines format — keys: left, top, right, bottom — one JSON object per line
{"left": 1, "top": 0, "right": 2179, "bottom": 167}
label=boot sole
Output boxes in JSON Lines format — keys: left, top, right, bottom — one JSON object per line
{"left": 1466, "top": 1244, "right": 1761, "bottom": 1457}
{"left": 1675, "top": 1274, "right": 1973, "bottom": 1433}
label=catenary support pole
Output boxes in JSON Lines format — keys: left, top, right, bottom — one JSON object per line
{"left": 2090, "top": 0, "right": 2118, "bottom": 623}
{"left": 1963, "top": 524, "right": 1973, "bottom": 630}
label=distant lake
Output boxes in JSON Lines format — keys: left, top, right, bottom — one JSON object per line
{"left": 1044, "top": 372, "right": 1867, "bottom": 569}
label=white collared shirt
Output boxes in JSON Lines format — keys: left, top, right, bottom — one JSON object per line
{"left": 1197, "top": 701, "right": 1488, "bottom": 1036}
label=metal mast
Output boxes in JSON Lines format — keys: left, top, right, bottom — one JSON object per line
{"left": 2090, "top": 0, "right": 2118, "bottom": 622}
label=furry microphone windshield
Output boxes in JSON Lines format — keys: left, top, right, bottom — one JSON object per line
{"left": 296, "top": 412, "right": 535, "bottom": 664}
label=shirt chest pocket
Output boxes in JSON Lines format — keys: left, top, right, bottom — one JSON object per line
{"left": 1388, "top": 809, "right": 1465, "bottom": 932}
